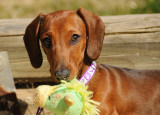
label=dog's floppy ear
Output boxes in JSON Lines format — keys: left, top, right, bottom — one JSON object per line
{"left": 23, "top": 13, "right": 45, "bottom": 68}
{"left": 77, "top": 8, "right": 105, "bottom": 60}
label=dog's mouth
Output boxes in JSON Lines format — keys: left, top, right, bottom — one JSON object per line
{"left": 55, "top": 75, "right": 69, "bottom": 81}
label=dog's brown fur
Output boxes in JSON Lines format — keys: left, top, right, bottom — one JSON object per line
{"left": 23, "top": 8, "right": 160, "bottom": 115}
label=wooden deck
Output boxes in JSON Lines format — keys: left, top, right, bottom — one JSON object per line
{"left": 0, "top": 14, "right": 160, "bottom": 114}
{"left": 0, "top": 14, "right": 160, "bottom": 81}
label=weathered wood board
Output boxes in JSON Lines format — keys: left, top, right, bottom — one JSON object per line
{"left": 0, "top": 14, "right": 160, "bottom": 81}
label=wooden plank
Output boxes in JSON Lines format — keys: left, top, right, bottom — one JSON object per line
{"left": 8, "top": 41, "right": 160, "bottom": 79}
{"left": 0, "top": 36, "right": 50, "bottom": 79}
{"left": 104, "top": 32, "right": 160, "bottom": 44}
{"left": 0, "top": 14, "right": 160, "bottom": 37}
{"left": 102, "top": 14, "right": 160, "bottom": 43}
{"left": 102, "top": 14, "right": 160, "bottom": 33}
{"left": 98, "top": 43, "right": 160, "bottom": 70}
{"left": 0, "top": 19, "right": 32, "bottom": 36}
{"left": 0, "top": 14, "right": 160, "bottom": 80}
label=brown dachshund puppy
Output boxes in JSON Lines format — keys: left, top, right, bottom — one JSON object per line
{"left": 23, "top": 8, "right": 160, "bottom": 115}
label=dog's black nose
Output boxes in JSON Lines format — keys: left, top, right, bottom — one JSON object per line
{"left": 55, "top": 69, "right": 70, "bottom": 81}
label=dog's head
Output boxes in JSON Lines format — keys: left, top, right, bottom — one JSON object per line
{"left": 23, "top": 8, "right": 105, "bottom": 83}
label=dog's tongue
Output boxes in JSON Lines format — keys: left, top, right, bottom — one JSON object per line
{"left": 36, "top": 107, "right": 43, "bottom": 115}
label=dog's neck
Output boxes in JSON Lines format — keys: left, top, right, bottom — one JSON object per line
{"left": 78, "top": 60, "right": 97, "bottom": 84}
{"left": 79, "top": 61, "right": 96, "bottom": 85}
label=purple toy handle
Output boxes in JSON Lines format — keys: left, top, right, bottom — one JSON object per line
{"left": 36, "top": 107, "right": 43, "bottom": 115}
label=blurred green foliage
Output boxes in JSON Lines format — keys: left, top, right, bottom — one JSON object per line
{"left": 0, "top": 0, "right": 159, "bottom": 19}
{"left": 131, "top": 0, "right": 160, "bottom": 13}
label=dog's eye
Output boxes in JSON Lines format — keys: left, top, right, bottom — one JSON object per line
{"left": 42, "top": 37, "right": 51, "bottom": 48}
{"left": 70, "top": 34, "right": 80, "bottom": 45}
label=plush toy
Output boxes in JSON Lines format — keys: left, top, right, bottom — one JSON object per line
{"left": 33, "top": 79, "right": 100, "bottom": 115}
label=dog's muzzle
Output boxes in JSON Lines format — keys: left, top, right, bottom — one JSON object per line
{"left": 54, "top": 69, "right": 70, "bottom": 81}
